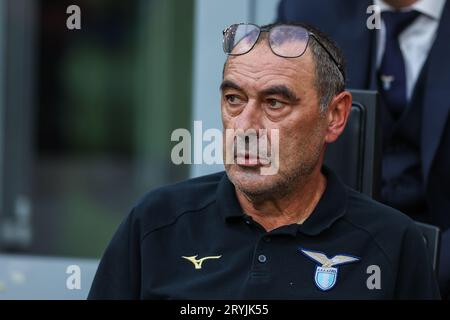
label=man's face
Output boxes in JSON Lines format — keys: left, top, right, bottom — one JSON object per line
{"left": 221, "top": 39, "right": 328, "bottom": 197}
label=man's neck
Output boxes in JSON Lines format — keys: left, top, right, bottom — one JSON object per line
{"left": 235, "top": 166, "right": 327, "bottom": 232}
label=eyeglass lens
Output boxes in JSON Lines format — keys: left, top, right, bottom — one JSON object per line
{"left": 224, "top": 24, "right": 309, "bottom": 58}
{"left": 223, "top": 24, "right": 260, "bottom": 55}
{"left": 269, "top": 25, "right": 309, "bottom": 58}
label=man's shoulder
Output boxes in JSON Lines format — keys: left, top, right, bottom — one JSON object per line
{"left": 130, "top": 171, "right": 226, "bottom": 233}
{"left": 344, "top": 187, "right": 416, "bottom": 233}
{"left": 343, "top": 187, "right": 422, "bottom": 258}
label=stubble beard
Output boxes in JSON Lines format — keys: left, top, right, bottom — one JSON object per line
{"left": 226, "top": 146, "right": 322, "bottom": 203}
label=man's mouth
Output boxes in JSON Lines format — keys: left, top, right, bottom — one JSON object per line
{"left": 235, "top": 152, "right": 269, "bottom": 167}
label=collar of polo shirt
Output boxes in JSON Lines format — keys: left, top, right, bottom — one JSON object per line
{"left": 217, "top": 166, "right": 348, "bottom": 236}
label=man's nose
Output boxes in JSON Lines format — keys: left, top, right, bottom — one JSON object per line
{"left": 234, "top": 99, "right": 263, "bottom": 131}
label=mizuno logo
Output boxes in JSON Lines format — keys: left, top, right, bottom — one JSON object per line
{"left": 182, "top": 255, "right": 222, "bottom": 269}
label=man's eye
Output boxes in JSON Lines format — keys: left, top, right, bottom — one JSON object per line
{"left": 267, "top": 99, "right": 284, "bottom": 109}
{"left": 226, "top": 95, "right": 243, "bottom": 105}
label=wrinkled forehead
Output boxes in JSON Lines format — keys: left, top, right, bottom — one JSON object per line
{"left": 224, "top": 38, "right": 315, "bottom": 83}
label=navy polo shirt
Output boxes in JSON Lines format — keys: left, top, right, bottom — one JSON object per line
{"left": 88, "top": 167, "right": 440, "bottom": 299}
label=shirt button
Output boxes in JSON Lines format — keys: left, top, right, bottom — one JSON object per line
{"left": 245, "top": 220, "right": 251, "bottom": 225}
{"left": 258, "top": 254, "right": 267, "bottom": 263}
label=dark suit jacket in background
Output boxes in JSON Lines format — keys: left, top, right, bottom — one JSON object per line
{"left": 278, "top": 0, "right": 450, "bottom": 297}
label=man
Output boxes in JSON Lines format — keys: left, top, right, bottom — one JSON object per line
{"left": 88, "top": 23, "right": 439, "bottom": 299}
{"left": 278, "top": 0, "right": 450, "bottom": 297}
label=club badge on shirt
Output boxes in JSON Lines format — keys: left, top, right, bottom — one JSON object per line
{"left": 299, "top": 248, "right": 360, "bottom": 291}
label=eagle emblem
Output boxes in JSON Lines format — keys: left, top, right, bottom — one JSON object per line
{"left": 300, "top": 248, "right": 360, "bottom": 291}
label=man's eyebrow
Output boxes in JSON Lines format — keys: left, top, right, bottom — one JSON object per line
{"left": 220, "top": 80, "right": 242, "bottom": 92}
{"left": 261, "top": 85, "right": 300, "bottom": 103}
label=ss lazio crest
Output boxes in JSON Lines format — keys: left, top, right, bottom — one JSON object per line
{"left": 299, "top": 248, "right": 360, "bottom": 291}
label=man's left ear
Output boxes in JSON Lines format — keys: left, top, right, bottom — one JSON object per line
{"left": 324, "top": 91, "right": 352, "bottom": 143}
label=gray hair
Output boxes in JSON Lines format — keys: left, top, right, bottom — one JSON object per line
{"left": 299, "top": 23, "right": 346, "bottom": 112}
